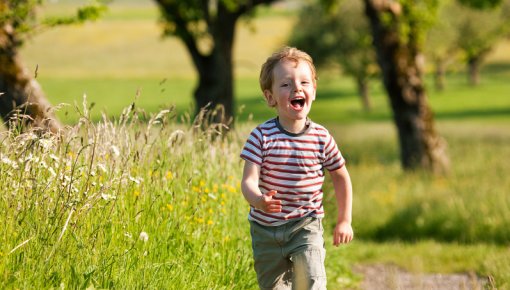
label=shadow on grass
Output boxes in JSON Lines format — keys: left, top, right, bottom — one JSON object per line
{"left": 371, "top": 199, "right": 510, "bottom": 245}
{"left": 435, "top": 107, "right": 510, "bottom": 120}
{"left": 483, "top": 62, "right": 510, "bottom": 77}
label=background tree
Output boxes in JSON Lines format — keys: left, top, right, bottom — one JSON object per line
{"left": 424, "top": 0, "right": 459, "bottom": 91}
{"left": 153, "top": 0, "right": 277, "bottom": 126}
{"left": 289, "top": 1, "right": 378, "bottom": 111}
{"left": 0, "top": 1, "right": 105, "bottom": 133}
{"left": 362, "top": 0, "right": 450, "bottom": 173}
{"left": 451, "top": 0, "right": 510, "bottom": 85}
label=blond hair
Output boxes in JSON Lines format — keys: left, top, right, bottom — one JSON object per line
{"left": 259, "top": 47, "right": 317, "bottom": 93}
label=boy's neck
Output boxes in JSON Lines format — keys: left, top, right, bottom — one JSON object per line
{"left": 277, "top": 117, "right": 310, "bottom": 135}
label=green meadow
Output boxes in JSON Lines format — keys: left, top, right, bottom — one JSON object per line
{"left": 1, "top": 1, "right": 509, "bottom": 288}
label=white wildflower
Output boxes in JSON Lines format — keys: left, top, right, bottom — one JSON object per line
{"left": 139, "top": 231, "right": 149, "bottom": 243}
{"left": 101, "top": 193, "right": 116, "bottom": 201}
{"left": 110, "top": 145, "right": 120, "bottom": 157}
{"left": 1, "top": 155, "right": 18, "bottom": 169}
{"left": 49, "top": 154, "right": 60, "bottom": 162}
{"left": 48, "top": 167, "right": 57, "bottom": 177}
{"left": 39, "top": 139, "right": 53, "bottom": 150}
{"left": 25, "top": 133, "right": 38, "bottom": 141}
{"left": 97, "top": 163, "right": 107, "bottom": 173}
{"left": 124, "top": 232, "right": 132, "bottom": 239}
{"left": 129, "top": 176, "right": 142, "bottom": 184}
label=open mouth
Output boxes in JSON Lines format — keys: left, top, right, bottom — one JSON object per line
{"left": 290, "top": 98, "right": 305, "bottom": 110}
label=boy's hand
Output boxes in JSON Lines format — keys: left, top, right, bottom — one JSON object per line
{"left": 333, "top": 221, "right": 353, "bottom": 246}
{"left": 255, "top": 190, "right": 282, "bottom": 213}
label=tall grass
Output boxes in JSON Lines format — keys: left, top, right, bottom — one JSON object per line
{"left": 1, "top": 101, "right": 509, "bottom": 288}
{"left": 0, "top": 101, "right": 256, "bottom": 289}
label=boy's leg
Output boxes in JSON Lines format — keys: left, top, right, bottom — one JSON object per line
{"left": 250, "top": 221, "right": 292, "bottom": 290}
{"left": 286, "top": 217, "right": 327, "bottom": 290}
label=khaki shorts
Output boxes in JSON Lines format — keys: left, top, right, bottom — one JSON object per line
{"left": 249, "top": 217, "right": 326, "bottom": 290}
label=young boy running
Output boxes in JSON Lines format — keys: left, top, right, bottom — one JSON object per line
{"left": 240, "top": 47, "right": 354, "bottom": 290}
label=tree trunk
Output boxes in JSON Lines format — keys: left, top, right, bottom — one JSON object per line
{"left": 363, "top": 0, "right": 449, "bottom": 174}
{"left": 0, "top": 23, "right": 61, "bottom": 133}
{"left": 356, "top": 77, "right": 372, "bottom": 112}
{"left": 193, "top": 5, "right": 236, "bottom": 127}
{"left": 467, "top": 55, "right": 481, "bottom": 86}
{"left": 434, "top": 58, "right": 446, "bottom": 91}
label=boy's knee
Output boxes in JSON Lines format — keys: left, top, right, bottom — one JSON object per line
{"left": 291, "top": 248, "right": 326, "bottom": 290}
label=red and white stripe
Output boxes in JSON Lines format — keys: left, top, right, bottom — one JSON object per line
{"left": 240, "top": 118, "right": 345, "bottom": 226}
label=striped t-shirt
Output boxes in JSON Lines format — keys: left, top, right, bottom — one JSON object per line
{"left": 240, "top": 117, "right": 345, "bottom": 226}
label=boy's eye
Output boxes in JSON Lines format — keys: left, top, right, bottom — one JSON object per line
{"left": 280, "top": 83, "right": 289, "bottom": 87}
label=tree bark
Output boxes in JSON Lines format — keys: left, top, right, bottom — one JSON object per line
{"left": 467, "top": 55, "right": 482, "bottom": 86}
{"left": 356, "top": 77, "right": 372, "bottom": 112}
{"left": 363, "top": 0, "right": 449, "bottom": 173}
{"left": 193, "top": 4, "right": 237, "bottom": 127}
{"left": 0, "top": 23, "right": 61, "bottom": 133}
{"left": 434, "top": 58, "right": 446, "bottom": 91}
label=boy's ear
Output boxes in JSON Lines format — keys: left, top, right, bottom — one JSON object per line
{"left": 264, "top": 90, "right": 276, "bottom": 107}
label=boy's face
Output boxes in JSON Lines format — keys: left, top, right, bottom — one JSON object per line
{"left": 264, "top": 59, "right": 316, "bottom": 125}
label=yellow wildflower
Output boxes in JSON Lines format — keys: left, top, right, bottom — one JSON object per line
{"left": 166, "top": 204, "right": 174, "bottom": 211}
{"left": 166, "top": 171, "right": 173, "bottom": 180}
{"left": 207, "top": 220, "right": 214, "bottom": 225}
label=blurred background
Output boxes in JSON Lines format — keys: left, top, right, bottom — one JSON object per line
{"left": 2, "top": 0, "right": 510, "bottom": 288}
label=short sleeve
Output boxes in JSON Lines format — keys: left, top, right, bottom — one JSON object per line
{"left": 240, "top": 127, "right": 263, "bottom": 166}
{"left": 323, "top": 133, "right": 345, "bottom": 171}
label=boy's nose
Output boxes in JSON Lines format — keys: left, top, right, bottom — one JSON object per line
{"left": 293, "top": 83, "right": 303, "bottom": 92}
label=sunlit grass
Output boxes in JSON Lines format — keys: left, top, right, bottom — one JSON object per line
{"left": 1, "top": 102, "right": 509, "bottom": 288}
{"left": 0, "top": 104, "right": 256, "bottom": 288}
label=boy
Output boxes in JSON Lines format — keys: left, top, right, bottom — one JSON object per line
{"left": 240, "top": 47, "right": 354, "bottom": 290}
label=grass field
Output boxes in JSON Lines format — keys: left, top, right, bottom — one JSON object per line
{"left": 4, "top": 0, "right": 510, "bottom": 288}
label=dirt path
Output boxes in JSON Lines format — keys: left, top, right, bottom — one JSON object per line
{"left": 353, "top": 264, "right": 491, "bottom": 290}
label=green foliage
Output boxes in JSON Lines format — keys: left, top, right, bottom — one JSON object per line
{"left": 43, "top": 2, "right": 108, "bottom": 26}
{"left": 1, "top": 0, "right": 108, "bottom": 46}
{"left": 425, "top": 0, "right": 459, "bottom": 60}
{"left": 451, "top": 0, "right": 510, "bottom": 60}
{"left": 289, "top": 1, "right": 377, "bottom": 81}
{"left": 398, "top": 0, "right": 440, "bottom": 47}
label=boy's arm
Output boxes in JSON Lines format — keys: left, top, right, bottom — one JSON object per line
{"left": 329, "top": 165, "right": 354, "bottom": 246}
{"left": 241, "top": 160, "right": 282, "bottom": 213}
